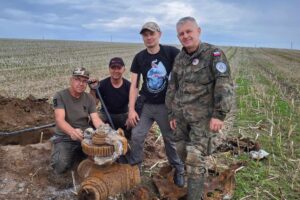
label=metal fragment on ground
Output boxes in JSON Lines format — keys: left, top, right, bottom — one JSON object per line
{"left": 249, "top": 149, "right": 269, "bottom": 160}
{"left": 152, "top": 165, "right": 187, "bottom": 200}
{"left": 204, "top": 163, "right": 243, "bottom": 200}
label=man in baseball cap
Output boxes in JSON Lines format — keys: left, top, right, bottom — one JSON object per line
{"left": 89, "top": 57, "right": 131, "bottom": 142}
{"left": 140, "top": 22, "right": 161, "bottom": 34}
{"left": 109, "top": 57, "right": 125, "bottom": 68}
{"left": 51, "top": 67, "right": 104, "bottom": 174}
{"left": 127, "top": 21, "right": 185, "bottom": 187}
{"left": 72, "top": 67, "right": 90, "bottom": 79}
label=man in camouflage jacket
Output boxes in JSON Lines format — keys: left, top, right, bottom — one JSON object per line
{"left": 166, "top": 16, "right": 233, "bottom": 200}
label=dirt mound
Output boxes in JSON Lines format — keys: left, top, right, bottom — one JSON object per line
{"left": 0, "top": 95, "right": 54, "bottom": 131}
{"left": 0, "top": 95, "right": 54, "bottom": 145}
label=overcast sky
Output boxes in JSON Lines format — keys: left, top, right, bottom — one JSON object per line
{"left": 0, "top": 0, "right": 299, "bottom": 49}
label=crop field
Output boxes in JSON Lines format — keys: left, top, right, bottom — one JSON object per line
{"left": 0, "top": 39, "right": 299, "bottom": 199}
{"left": 0, "top": 39, "right": 144, "bottom": 99}
{"left": 228, "top": 47, "right": 300, "bottom": 199}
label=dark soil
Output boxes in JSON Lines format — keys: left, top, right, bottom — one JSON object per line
{"left": 0, "top": 95, "right": 167, "bottom": 200}
{"left": 0, "top": 95, "right": 55, "bottom": 145}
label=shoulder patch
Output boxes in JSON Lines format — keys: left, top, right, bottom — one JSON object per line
{"left": 216, "top": 62, "right": 227, "bottom": 73}
{"left": 213, "top": 51, "right": 221, "bottom": 57}
{"left": 53, "top": 98, "right": 58, "bottom": 107}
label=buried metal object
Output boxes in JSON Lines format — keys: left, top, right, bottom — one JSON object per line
{"left": 77, "top": 159, "right": 141, "bottom": 200}
{"left": 77, "top": 124, "right": 140, "bottom": 200}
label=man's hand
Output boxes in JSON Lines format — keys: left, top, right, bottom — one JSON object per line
{"left": 170, "top": 119, "right": 177, "bottom": 130}
{"left": 88, "top": 78, "right": 99, "bottom": 89}
{"left": 70, "top": 128, "right": 84, "bottom": 141}
{"left": 209, "top": 118, "right": 224, "bottom": 132}
{"left": 125, "top": 118, "right": 133, "bottom": 130}
{"left": 128, "top": 109, "right": 140, "bottom": 128}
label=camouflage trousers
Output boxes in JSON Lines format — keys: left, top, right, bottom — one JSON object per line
{"left": 173, "top": 111, "right": 217, "bottom": 178}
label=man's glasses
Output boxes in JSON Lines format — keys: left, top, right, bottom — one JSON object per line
{"left": 73, "top": 76, "right": 88, "bottom": 84}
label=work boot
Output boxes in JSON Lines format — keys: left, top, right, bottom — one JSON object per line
{"left": 173, "top": 171, "right": 185, "bottom": 188}
{"left": 187, "top": 176, "right": 205, "bottom": 200}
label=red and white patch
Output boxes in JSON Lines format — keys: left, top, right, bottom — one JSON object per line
{"left": 213, "top": 51, "right": 221, "bottom": 57}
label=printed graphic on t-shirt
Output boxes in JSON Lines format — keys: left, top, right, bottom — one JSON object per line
{"left": 146, "top": 59, "right": 167, "bottom": 93}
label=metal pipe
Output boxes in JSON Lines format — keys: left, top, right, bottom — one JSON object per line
{"left": 95, "top": 87, "right": 115, "bottom": 130}
{"left": 0, "top": 123, "right": 55, "bottom": 136}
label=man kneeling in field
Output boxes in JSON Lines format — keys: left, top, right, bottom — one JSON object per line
{"left": 50, "top": 67, "right": 104, "bottom": 174}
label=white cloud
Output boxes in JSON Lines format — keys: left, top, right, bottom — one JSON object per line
{"left": 81, "top": 0, "right": 247, "bottom": 35}
{"left": 27, "top": 0, "right": 90, "bottom": 5}
{"left": 1, "top": 8, "right": 75, "bottom": 30}
{"left": 0, "top": 0, "right": 299, "bottom": 48}
{"left": 3, "top": 8, "right": 33, "bottom": 21}
{"left": 83, "top": 17, "right": 140, "bottom": 30}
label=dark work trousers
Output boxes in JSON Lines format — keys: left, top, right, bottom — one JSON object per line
{"left": 50, "top": 135, "right": 86, "bottom": 174}
{"left": 128, "top": 103, "right": 184, "bottom": 173}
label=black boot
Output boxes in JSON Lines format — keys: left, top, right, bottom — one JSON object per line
{"left": 187, "top": 176, "right": 205, "bottom": 200}
{"left": 174, "top": 170, "right": 185, "bottom": 187}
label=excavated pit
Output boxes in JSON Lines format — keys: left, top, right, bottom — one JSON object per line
{"left": 0, "top": 95, "right": 55, "bottom": 145}
{"left": 0, "top": 95, "right": 75, "bottom": 200}
{"left": 0, "top": 95, "right": 167, "bottom": 199}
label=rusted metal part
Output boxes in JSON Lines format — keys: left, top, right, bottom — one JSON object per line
{"left": 81, "top": 142, "right": 115, "bottom": 157}
{"left": 129, "top": 186, "right": 151, "bottom": 200}
{"left": 92, "top": 134, "right": 108, "bottom": 145}
{"left": 152, "top": 165, "right": 187, "bottom": 200}
{"left": 81, "top": 125, "right": 128, "bottom": 158}
{"left": 204, "top": 163, "right": 243, "bottom": 200}
{"left": 215, "top": 136, "right": 260, "bottom": 154}
{"left": 77, "top": 159, "right": 141, "bottom": 200}
{"left": 152, "top": 162, "right": 244, "bottom": 200}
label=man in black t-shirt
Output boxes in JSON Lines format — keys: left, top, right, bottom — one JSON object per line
{"left": 90, "top": 57, "right": 131, "bottom": 139}
{"left": 127, "top": 22, "right": 185, "bottom": 187}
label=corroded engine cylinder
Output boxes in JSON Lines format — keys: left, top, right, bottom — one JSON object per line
{"left": 78, "top": 159, "right": 140, "bottom": 200}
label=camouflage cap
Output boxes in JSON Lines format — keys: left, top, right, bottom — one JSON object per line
{"left": 140, "top": 22, "right": 160, "bottom": 34}
{"left": 72, "top": 67, "right": 89, "bottom": 78}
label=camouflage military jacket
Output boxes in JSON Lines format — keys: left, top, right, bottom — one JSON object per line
{"left": 166, "top": 42, "right": 233, "bottom": 122}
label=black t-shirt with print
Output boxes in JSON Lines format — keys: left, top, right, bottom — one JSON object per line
{"left": 130, "top": 45, "right": 179, "bottom": 104}
{"left": 96, "top": 77, "right": 131, "bottom": 114}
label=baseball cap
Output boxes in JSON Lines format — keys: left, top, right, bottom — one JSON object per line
{"left": 140, "top": 22, "right": 160, "bottom": 34}
{"left": 109, "top": 57, "right": 125, "bottom": 68}
{"left": 72, "top": 67, "right": 89, "bottom": 78}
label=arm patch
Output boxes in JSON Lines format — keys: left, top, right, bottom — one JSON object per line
{"left": 216, "top": 62, "right": 227, "bottom": 73}
{"left": 53, "top": 98, "right": 58, "bottom": 107}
